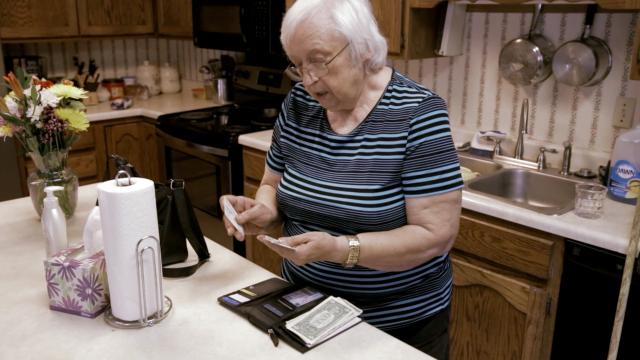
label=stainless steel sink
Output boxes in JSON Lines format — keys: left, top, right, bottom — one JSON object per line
{"left": 465, "top": 168, "right": 580, "bottom": 215}
{"left": 458, "top": 153, "right": 503, "bottom": 177}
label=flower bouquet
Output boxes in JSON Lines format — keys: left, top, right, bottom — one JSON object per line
{"left": 0, "top": 67, "right": 89, "bottom": 218}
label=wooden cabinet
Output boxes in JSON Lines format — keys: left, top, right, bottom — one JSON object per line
{"left": 450, "top": 210, "right": 564, "bottom": 360}
{"left": 0, "top": 0, "right": 78, "bottom": 39}
{"left": 242, "top": 147, "right": 282, "bottom": 275}
{"left": 77, "top": 0, "right": 154, "bottom": 36}
{"left": 157, "top": 0, "right": 192, "bottom": 37}
{"left": 97, "top": 118, "right": 160, "bottom": 181}
{"left": 1, "top": 0, "right": 157, "bottom": 40}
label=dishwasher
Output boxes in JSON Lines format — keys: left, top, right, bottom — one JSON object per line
{"left": 551, "top": 240, "right": 640, "bottom": 359}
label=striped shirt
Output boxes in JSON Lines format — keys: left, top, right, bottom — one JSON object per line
{"left": 266, "top": 70, "right": 463, "bottom": 330}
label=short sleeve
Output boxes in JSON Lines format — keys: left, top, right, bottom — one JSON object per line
{"left": 401, "top": 95, "right": 463, "bottom": 198}
{"left": 265, "top": 93, "right": 291, "bottom": 174}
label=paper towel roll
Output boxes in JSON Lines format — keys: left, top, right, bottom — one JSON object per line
{"left": 98, "top": 177, "right": 163, "bottom": 321}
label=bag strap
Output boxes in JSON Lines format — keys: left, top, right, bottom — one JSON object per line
{"left": 162, "top": 182, "right": 211, "bottom": 278}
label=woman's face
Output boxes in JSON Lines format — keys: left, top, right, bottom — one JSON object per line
{"left": 286, "top": 26, "right": 367, "bottom": 112}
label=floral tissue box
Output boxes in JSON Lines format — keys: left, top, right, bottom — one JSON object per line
{"left": 44, "top": 245, "right": 109, "bottom": 318}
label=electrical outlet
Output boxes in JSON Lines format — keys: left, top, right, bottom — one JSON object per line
{"left": 613, "top": 97, "right": 636, "bottom": 129}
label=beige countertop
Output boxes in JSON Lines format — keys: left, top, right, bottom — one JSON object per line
{"left": 238, "top": 130, "right": 636, "bottom": 255}
{"left": 0, "top": 184, "right": 432, "bottom": 360}
{"left": 86, "top": 90, "right": 229, "bottom": 122}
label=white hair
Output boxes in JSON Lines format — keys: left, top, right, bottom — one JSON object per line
{"left": 280, "top": 0, "right": 388, "bottom": 73}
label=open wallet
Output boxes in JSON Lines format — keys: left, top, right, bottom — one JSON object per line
{"left": 218, "top": 278, "right": 363, "bottom": 353}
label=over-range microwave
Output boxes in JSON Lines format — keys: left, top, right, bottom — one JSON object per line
{"left": 192, "top": 0, "right": 287, "bottom": 67}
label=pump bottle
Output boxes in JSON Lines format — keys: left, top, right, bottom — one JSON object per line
{"left": 42, "top": 186, "right": 68, "bottom": 257}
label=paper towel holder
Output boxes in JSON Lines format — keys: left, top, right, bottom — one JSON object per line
{"left": 104, "top": 235, "right": 173, "bottom": 329}
{"left": 115, "top": 170, "right": 133, "bottom": 186}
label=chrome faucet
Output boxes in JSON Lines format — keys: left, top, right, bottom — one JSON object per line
{"left": 537, "top": 147, "right": 558, "bottom": 170}
{"left": 514, "top": 99, "right": 529, "bottom": 160}
{"left": 560, "top": 141, "right": 572, "bottom": 176}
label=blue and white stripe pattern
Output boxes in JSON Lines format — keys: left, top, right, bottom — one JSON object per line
{"left": 267, "top": 71, "right": 463, "bottom": 330}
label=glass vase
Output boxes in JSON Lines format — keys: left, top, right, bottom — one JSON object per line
{"left": 27, "top": 151, "right": 79, "bottom": 219}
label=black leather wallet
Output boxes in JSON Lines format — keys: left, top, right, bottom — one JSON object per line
{"left": 218, "top": 277, "right": 360, "bottom": 353}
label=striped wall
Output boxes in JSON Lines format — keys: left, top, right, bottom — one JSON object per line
{"left": 3, "top": 38, "right": 241, "bottom": 84}
{"left": 3, "top": 10, "right": 640, "bottom": 164}
{"left": 393, "top": 11, "right": 640, "bottom": 159}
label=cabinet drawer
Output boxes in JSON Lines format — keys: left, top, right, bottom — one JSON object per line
{"left": 244, "top": 181, "right": 259, "bottom": 199}
{"left": 454, "top": 210, "right": 561, "bottom": 280}
{"left": 243, "top": 148, "right": 266, "bottom": 181}
{"left": 72, "top": 127, "right": 95, "bottom": 150}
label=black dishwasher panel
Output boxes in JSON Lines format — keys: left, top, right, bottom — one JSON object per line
{"left": 551, "top": 240, "right": 640, "bottom": 360}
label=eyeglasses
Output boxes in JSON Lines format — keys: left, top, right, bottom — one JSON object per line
{"left": 286, "top": 43, "right": 350, "bottom": 80}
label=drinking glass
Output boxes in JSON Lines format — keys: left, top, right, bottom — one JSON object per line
{"left": 574, "top": 183, "right": 607, "bottom": 219}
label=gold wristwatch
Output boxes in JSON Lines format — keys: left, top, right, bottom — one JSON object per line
{"left": 343, "top": 235, "right": 360, "bottom": 268}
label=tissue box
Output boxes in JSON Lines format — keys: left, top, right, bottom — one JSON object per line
{"left": 44, "top": 245, "right": 110, "bottom": 318}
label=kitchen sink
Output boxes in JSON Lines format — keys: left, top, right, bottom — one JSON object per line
{"left": 458, "top": 153, "right": 503, "bottom": 177}
{"left": 465, "top": 168, "right": 581, "bottom": 215}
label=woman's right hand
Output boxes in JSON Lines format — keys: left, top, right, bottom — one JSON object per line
{"left": 219, "top": 195, "right": 280, "bottom": 241}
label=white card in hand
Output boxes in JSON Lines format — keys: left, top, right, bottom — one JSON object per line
{"left": 223, "top": 198, "right": 244, "bottom": 235}
{"left": 263, "top": 235, "right": 296, "bottom": 251}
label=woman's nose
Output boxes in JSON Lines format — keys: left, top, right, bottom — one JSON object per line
{"left": 302, "top": 71, "right": 319, "bottom": 86}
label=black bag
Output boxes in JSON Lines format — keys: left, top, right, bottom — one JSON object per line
{"left": 108, "top": 154, "right": 210, "bottom": 278}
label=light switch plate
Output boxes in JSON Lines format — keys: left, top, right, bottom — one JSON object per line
{"left": 613, "top": 97, "right": 636, "bottom": 129}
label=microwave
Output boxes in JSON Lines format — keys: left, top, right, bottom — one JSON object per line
{"left": 192, "top": 0, "right": 287, "bottom": 67}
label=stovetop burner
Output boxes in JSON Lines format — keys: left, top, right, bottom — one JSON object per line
{"left": 179, "top": 111, "right": 214, "bottom": 122}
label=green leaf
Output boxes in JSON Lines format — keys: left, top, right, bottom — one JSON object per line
{"left": 0, "top": 111, "right": 23, "bottom": 126}
{"left": 14, "top": 67, "right": 31, "bottom": 89}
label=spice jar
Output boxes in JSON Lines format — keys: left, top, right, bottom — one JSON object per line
{"left": 101, "top": 78, "right": 125, "bottom": 100}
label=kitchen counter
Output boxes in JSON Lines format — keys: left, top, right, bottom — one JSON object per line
{"left": 239, "top": 130, "right": 636, "bottom": 255}
{"left": 86, "top": 89, "right": 229, "bottom": 122}
{"left": 0, "top": 185, "right": 431, "bottom": 360}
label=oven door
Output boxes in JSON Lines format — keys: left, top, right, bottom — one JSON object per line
{"left": 157, "top": 129, "right": 247, "bottom": 256}
{"left": 157, "top": 128, "right": 231, "bottom": 218}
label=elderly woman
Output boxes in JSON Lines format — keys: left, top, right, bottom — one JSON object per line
{"left": 221, "top": 0, "right": 462, "bottom": 357}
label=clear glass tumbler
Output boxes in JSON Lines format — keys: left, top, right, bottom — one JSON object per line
{"left": 574, "top": 183, "right": 607, "bottom": 219}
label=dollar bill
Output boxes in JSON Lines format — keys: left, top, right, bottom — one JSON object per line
{"left": 285, "top": 296, "right": 362, "bottom": 346}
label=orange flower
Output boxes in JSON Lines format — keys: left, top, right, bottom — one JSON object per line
{"left": 2, "top": 73, "right": 24, "bottom": 99}
{"left": 33, "top": 78, "right": 54, "bottom": 89}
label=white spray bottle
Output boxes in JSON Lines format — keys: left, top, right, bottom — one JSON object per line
{"left": 42, "top": 186, "right": 68, "bottom": 258}
{"left": 82, "top": 206, "right": 103, "bottom": 257}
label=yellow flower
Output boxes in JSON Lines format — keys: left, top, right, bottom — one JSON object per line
{"left": 0, "top": 124, "right": 15, "bottom": 138}
{"left": 49, "top": 84, "right": 88, "bottom": 99}
{"left": 55, "top": 108, "right": 89, "bottom": 132}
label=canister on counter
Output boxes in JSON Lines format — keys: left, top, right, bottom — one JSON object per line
{"left": 101, "top": 79, "right": 125, "bottom": 100}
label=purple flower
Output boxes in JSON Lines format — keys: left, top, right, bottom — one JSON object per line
{"left": 74, "top": 273, "right": 104, "bottom": 306}
{"left": 61, "top": 295, "right": 83, "bottom": 312}
{"left": 45, "top": 267, "right": 60, "bottom": 298}
{"left": 51, "top": 258, "right": 81, "bottom": 282}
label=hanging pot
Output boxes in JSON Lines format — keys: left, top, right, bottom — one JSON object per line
{"left": 499, "top": 4, "right": 555, "bottom": 86}
{"left": 552, "top": 4, "right": 612, "bottom": 87}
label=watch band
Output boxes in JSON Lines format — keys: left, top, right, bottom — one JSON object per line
{"left": 343, "top": 235, "right": 360, "bottom": 268}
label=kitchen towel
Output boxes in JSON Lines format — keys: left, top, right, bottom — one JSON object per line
{"left": 97, "top": 177, "right": 163, "bottom": 322}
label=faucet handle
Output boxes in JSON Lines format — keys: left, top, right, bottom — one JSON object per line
{"left": 537, "top": 147, "right": 558, "bottom": 170}
{"left": 562, "top": 140, "right": 572, "bottom": 148}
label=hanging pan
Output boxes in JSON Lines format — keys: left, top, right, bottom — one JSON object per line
{"left": 499, "top": 4, "right": 555, "bottom": 86}
{"left": 552, "top": 4, "right": 612, "bottom": 87}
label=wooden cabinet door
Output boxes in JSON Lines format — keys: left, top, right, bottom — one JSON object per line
{"left": 370, "top": 0, "right": 403, "bottom": 55}
{"left": 77, "top": 0, "right": 153, "bottom": 36}
{"left": 450, "top": 255, "right": 548, "bottom": 360}
{"left": 0, "top": 0, "right": 78, "bottom": 39}
{"left": 242, "top": 147, "right": 282, "bottom": 275}
{"left": 157, "top": 0, "right": 192, "bottom": 37}
{"left": 105, "top": 120, "right": 159, "bottom": 181}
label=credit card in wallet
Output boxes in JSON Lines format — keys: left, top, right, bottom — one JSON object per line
{"left": 263, "top": 235, "right": 296, "bottom": 251}
{"left": 223, "top": 198, "right": 245, "bottom": 235}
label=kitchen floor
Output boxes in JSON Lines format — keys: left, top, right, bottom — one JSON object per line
{"left": 194, "top": 209, "right": 233, "bottom": 251}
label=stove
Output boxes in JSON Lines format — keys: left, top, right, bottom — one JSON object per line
{"left": 155, "top": 65, "right": 292, "bottom": 256}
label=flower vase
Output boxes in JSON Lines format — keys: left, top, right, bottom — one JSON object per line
{"left": 27, "top": 151, "right": 79, "bottom": 219}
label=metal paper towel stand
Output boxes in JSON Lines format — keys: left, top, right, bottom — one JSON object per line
{"left": 103, "top": 171, "right": 173, "bottom": 329}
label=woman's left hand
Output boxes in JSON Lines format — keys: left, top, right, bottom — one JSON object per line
{"left": 256, "top": 232, "right": 346, "bottom": 266}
